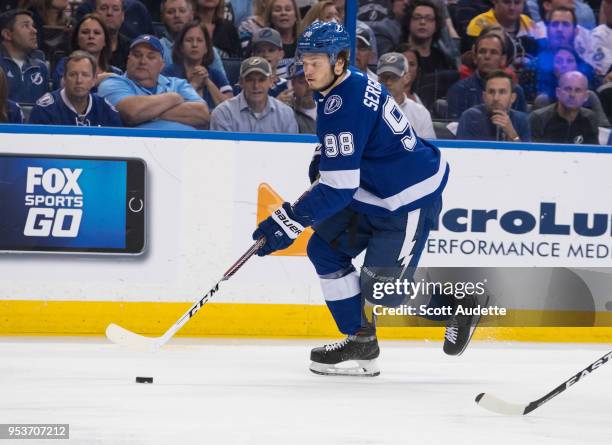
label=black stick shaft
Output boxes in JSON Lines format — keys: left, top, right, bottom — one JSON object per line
{"left": 523, "top": 349, "right": 612, "bottom": 414}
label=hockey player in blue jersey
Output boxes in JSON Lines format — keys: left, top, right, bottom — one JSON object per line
{"left": 253, "top": 21, "right": 486, "bottom": 376}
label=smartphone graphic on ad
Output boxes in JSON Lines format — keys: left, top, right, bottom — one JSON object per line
{"left": 0, "top": 154, "right": 146, "bottom": 254}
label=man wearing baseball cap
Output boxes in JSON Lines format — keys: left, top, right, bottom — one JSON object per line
{"left": 97, "top": 34, "right": 209, "bottom": 130}
{"left": 377, "top": 52, "right": 436, "bottom": 139}
{"left": 250, "top": 27, "right": 289, "bottom": 98}
{"left": 289, "top": 63, "right": 316, "bottom": 134}
{"left": 210, "top": 56, "right": 298, "bottom": 133}
{"left": 355, "top": 27, "right": 377, "bottom": 81}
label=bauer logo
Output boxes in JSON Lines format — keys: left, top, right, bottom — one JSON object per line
{"left": 23, "top": 167, "right": 84, "bottom": 238}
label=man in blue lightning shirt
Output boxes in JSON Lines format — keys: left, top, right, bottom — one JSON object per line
{"left": 253, "top": 21, "right": 486, "bottom": 377}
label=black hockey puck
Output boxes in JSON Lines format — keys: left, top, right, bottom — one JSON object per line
{"left": 135, "top": 376, "right": 153, "bottom": 384}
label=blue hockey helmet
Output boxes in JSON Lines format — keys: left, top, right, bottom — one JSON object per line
{"left": 296, "top": 20, "right": 351, "bottom": 64}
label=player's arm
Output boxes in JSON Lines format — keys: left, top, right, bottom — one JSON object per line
{"left": 253, "top": 117, "right": 371, "bottom": 257}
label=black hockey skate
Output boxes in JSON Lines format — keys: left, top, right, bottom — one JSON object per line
{"left": 309, "top": 328, "right": 380, "bottom": 377}
{"left": 443, "top": 291, "right": 490, "bottom": 356}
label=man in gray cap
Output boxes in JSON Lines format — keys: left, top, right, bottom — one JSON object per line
{"left": 355, "top": 27, "right": 377, "bottom": 81}
{"left": 210, "top": 56, "right": 298, "bottom": 133}
{"left": 377, "top": 52, "right": 436, "bottom": 139}
{"left": 250, "top": 27, "right": 290, "bottom": 99}
{"left": 98, "top": 34, "right": 209, "bottom": 130}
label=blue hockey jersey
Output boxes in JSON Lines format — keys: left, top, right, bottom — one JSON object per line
{"left": 28, "top": 89, "right": 123, "bottom": 127}
{"left": 294, "top": 69, "right": 449, "bottom": 223}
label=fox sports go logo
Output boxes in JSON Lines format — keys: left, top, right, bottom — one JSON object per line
{"left": 23, "top": 167, "right": 84, "bottom": 238}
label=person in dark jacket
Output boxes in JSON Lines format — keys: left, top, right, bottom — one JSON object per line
{"left": 0, "top": 9, "right": 48, "bottom": 103}
{"left": 529, "top": 70, "right": 599, "bottom": 144}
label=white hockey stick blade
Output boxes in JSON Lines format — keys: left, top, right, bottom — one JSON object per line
{"left": 105, "top": 323, "right": 163, "bottom": 352}
{"left": 475, "top": 393, "right": 528, "bottom": 416}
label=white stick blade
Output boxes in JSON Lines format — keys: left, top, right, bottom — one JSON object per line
{"left": 105, "top": 323, "right": 160, "bottom": 352}
{"left": 475, "top": 393, "right": 527, "bottom": 416}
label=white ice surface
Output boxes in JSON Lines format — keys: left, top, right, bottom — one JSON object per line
{"left": 0, "top": 338, "right": 610, "bottom": 445}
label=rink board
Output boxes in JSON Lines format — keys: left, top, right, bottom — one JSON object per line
{"left": 0, "top": 125, "right": 611, "bottom": 341}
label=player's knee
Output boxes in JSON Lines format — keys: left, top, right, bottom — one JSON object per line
{"left": 307, "top": 234, "right": 351, "bottom": 276}
{"left": 306, "top": 233, "right": 323, "bottom": 262}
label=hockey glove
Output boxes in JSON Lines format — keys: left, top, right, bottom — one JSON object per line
{"left": 252, "top": 202, "right": 307, "bottom": 256}
{"left": 308, "top": 144, "right": 321, "bottom": 184}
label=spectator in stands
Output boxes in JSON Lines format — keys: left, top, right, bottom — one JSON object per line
{"left": 158, "top": 0, "right": 229, "bottom": 80}
{"left": 158, "top": 0, "right": 194, "bottom": 64}
{"left": 98, "top": 34, "right": 209, "bottom": 129}
{"left": 228, "top": 0, "right": 252, "bottom": 27}
{"left": 370, "top": 0, "right": 404, "bottom": 55}
{"left": 358, "top": 0, "right": 392, "bottom": 23}
{"left": 534, "top": 2, "right": 592, "bottom": 58}
{"left": 95, "top": 0, "right": 131, "bottom": 70}
{"left": 19, "top": 0, "right": 72, "bottom": 62}
{"left": 53, "top": 14, "right": 122, "bottom": 89}
{"left": 593, "top": 0, "right": 612, "bottom": 122}
{"left": 457, "top": 70, "right": 530, "bottom": 142}
{"left": 398, "top": 45, "right": 425, "bottom": 105}
{"left": 466, "top": 0, "right": 539, "bottom": 58}
{"left": 535, "top": 6, "right": 595, "bottom": 95}
{"left": 238, "top": 0, "right": 266, "bottom": 43}
{"left": 289, "top": 62, "right": 315, "bottom": 134}
{"left": 447, "top": 32, "right": 527, "bottom": 119}
{"left": 453, "top": 0, "right": 491, "bottom": 45}
{"left": 196, "top": 0, "right": 241, "bottom": 57}
{"left": 0, "top": 66, "right": 23, "bottom": 122}
{"left": 459, "top": 24, "right": 517, "bottom": 79}
{"left": 355, "top": 27, "right": 377, "bottom": 81}
{"left": 162, "top": 20, "right": 232, "bottom": 109}
{"left": 527, "top": 0, "right": 597, "bottom": 30}
{"left": 588, "top": 0, "right": 612, "bottom": 76}
{"left": 250, "top": 27, "right": 291, "bottom": 99}
{"left": 534, "top": 44, "right": 608, "bottom": 126}
{"left": 329, "top": 0, "right": 379, "bottom": 63}
{"left": 77, "top": 0, "right": 154, "bottom": 39}
{"left": 302, "top": 1, "right": 339, "bottom": 29}
{"left": 401, "top": 0, "right": 456, "bottom": 75}
{"left": 0, "top": 9, "right": 48, "bottom": 103}
{"left": 29, "top": 50, "right": 123, "bottom": 125}
{"left": 210, "top": 56, "right": 298, "bottom": 132}
{"left": 530, "top": 70, "right": 599, "bottom": 144}
{"left": 377, "top": 51, "right": 436, "bottom": 139}
{"left": 265, "top": 0, "right": 301, "bottom": 60}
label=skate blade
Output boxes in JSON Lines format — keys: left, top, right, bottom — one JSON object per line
{"left": 454, "top": 292, "right": 491, "bottom": 356}
{"left": 309, "top": 360, "right": 380, "bottom": 377}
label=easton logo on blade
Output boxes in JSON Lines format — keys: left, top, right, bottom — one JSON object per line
{"left": 23, "top": 167, "right": 84, "bottom": 238}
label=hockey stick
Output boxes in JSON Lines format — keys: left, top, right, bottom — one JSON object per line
{"left": 105, "top": 238, "right": 265, "bottom": 351}
{"left": 106, "top": 185, "right": 311, "bottom": 351}
{"left": 475, "top": 349, "right": 612, "bottom": 415}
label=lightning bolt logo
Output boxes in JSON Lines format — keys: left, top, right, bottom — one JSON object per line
{"left": 398, "top": 209, "right": 421, "bottom": 269}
